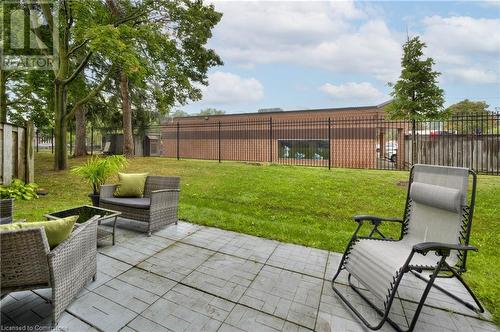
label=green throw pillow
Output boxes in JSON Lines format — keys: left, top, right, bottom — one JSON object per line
{"left": 0, "top": 216, "right": 78, "bottom": 249}
{"left": 114, "top": 173, "right": 148, "bottom": 197}
{"left": 0, "top": 223, "right": 21, "bottom": 231}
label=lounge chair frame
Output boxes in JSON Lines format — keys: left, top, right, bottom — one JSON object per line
{"left": 331, "top": 166, "right": 484, "bottom": 332}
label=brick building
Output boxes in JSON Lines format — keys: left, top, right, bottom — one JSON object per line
{"left": 159, "top": 102, "right": 408, "bottom": 169}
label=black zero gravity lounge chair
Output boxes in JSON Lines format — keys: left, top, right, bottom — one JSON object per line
{"left": 331, "top": 164, "right": 484, "bottom": 332}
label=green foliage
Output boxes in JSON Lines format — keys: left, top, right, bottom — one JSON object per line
{"left": 9, "top": 70, "right": 55, "bottom": 127}
{"left": 0, "top": 179, "right": 39, "bottom": 200}
{"left": 386, "top": 37, "right": 445, "bottom": 120}
{"left": 444, "top": 99, "right": 497, "bottom": 134}
{"left": 171, "top": 110, "right": 190, "bottom": 118}
{"left": 198, "top": 108, "right": 225, "bottom": 116}
{"left": 446, "top": 99, "right": 490, "bottom": 116}
{"left": 3, "top": 0, "right": 223, "bottom": 169}
{"left": 71, "top": 155, "right": 128, "bottom": 194}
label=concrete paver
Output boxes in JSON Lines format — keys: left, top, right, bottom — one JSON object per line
{"left": 1, "top": 222, "right": 497, "bottom": 332}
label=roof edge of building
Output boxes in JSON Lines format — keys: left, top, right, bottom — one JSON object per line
{"left": 172, "top": 101, "right": 391, "bottom": 120}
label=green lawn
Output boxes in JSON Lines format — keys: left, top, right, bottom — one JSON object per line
{"left": 15, "top": 153, "right": 500, "bottom": 323}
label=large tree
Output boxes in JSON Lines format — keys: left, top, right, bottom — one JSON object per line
{"left": 386, "top": 36, "right": 445, "bottom": 163}
{"left": 6, "top": 0, "right": 221, "bottom": 168}
{"left": 36, "top": 1, "right": 118, "bottom": 170}
{"left": 104, "top": 0, "right": 223, "bottom": 158}
{"left": 444, "top": 99, "right": 497, "bottom": 134}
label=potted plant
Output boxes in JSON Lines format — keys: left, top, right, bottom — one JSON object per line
{"left": 0, "top": 179, "right": 39, "bottom": 224}
{"left": 71, "top": 155, "right": 128, "bottom": 206}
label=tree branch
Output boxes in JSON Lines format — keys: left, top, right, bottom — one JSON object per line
{"left": 6, "top": 91, "right": 32, "bottom": 106}
{"left": 63, "top": 52, "right": 93, "bottom": 85}
{"left": 27, "top": 3, "right": 51, "bottom": 57}
{"left": 68, "top": 40, "right": 89, "bottom": 57}
{"left": 65, "top": 65, "right": 115, "bottom": 121}
{"left": 39, "top": 2, "right": 53, "bottom": 30}
{"left": 114, "top": 10, "right": 147, "bottom": 26}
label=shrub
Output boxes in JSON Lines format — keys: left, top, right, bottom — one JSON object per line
{"left": 0, "top": 179, "right": 39, "bottom": 200}
{"left": 71, "top": 155, "right": 128, "bottom": 194}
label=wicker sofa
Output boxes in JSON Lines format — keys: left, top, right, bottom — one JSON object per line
{"left": 99, "top": 176, "right": 180, "bottom": 236}
{"left": 0, "top": 216, "right": 99, "bottom": 324}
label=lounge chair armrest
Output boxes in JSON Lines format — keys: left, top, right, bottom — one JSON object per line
{"left": 413, "top": 242, "right": 478, "bottom": 256}
{"left": 353, "top": 215, "right": 403, "bottom": 225}
{"left": 351, "top": 215, "right": 404, "bottom": 240}
{"left": 100, "top": 184, "right": 117, "bottom": 198}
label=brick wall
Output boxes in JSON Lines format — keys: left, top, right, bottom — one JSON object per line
{"left": 159, "top": 105, "right": 400, "bottom": 168}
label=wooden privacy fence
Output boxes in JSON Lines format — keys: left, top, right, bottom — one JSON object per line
{"left": 407, "top": 135, "right": 499, "bottom": 174}
{"left": 0, "top": 122, "right": 35, "bottom": 185}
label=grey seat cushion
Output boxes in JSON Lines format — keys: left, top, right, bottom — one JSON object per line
{"left": 100, "top": 197, "right": 151, "bottom": 209}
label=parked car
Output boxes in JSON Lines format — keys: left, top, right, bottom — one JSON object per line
{"left": 376, "top": 141, "right": 398, "bottom": 162}
{"left": 430, "top": 130, "right": 453, "bottom": 137}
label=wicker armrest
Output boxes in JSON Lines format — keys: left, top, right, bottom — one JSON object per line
{"left": 152, "top": 188, "right": 180, "bottom": 193}
{"left": 0, "top": 228, "right": 51, "bottom": 293}
{"left": 100, "top": 184, "right": 117, "bottom": 198}
{"left": 150, "top": 189, "right": 180, "bottom": 210}
{"left": 47, "top": 216, "right": 99, "bottom": 323}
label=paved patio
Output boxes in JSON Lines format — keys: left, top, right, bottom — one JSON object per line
{"left": 1, "top": 220, "right": 498, "bottom": 332}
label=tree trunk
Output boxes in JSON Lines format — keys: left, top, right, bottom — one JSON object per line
{"left": 120, "top": 71, "right": 134, "bottom": 157}
{"left": 54, "top": 80, "right": 68, "bottom": 170}
{"left": 0, "top": 70, "right": 7, "bottom": 123}
{"left": 74, "top": 106, "right": 88, "bottom": 156}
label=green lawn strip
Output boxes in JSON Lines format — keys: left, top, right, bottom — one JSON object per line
{"left": 14, "top": 152, "right": 500, "bottom": 324}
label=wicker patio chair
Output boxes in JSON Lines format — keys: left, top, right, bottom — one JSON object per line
{"left": 99, "top": 176, "right": 180, "bottom": 236}
{"left": 331, "top": 164, "right": 484, "bottom": 332}
{"left": 1, "top": 216, "right": 99, "bottom": 324}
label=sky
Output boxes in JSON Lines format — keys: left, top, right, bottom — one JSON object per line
{"left": 180, "top": 0, "right": 500, "bottom": 115}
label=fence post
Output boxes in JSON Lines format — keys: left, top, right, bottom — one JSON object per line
{"left": 69, "top": 123, "right": 73, "bottom": 156}
{"left": 328, "top": 118, "right": 331, "bottom": 170}
{"left": 176, "top": 122, "right": 180, "bottom": 160}
{"left": 218, "top": 121, "right": 221, "bottom": 163}
{"left": 90, "top": 125, "right": 94, "bottom": 155}
{"left": 51, "top": 128, "right": 54, "bottom": 154}
{"left": 269, "top": 117, "right": 273, "bottom": 163}
{"left": 25, "top": 121, "right": 34, "bottom": 183}
{"left": 2, "top": 123, "right": 13, "bottom": 185}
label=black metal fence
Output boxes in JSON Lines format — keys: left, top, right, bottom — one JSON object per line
{"left": 35, "top": 125, "right": 105, "bottom": 155}
{"left": 158, "top": 114, "right": 500, "bottom": 175}
{"left": 36, "top": 114, "right": 500, "bottom": 175}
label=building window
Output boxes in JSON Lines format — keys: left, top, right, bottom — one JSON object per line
{"left": 278, "top": 139, "right": 328, "bottom": 160}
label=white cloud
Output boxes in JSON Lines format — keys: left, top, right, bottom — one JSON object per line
{"left": 423, "top": 16, "right": 500, "bottom": 56}
{"left": 477, "top": 1, "right": 500, "bottom": 8}
{"left": 422, "top": 15, "right": 500, "bottom": 84}
{"left": 210, "top": 1, "right": 402, "bottom": 82}
{"left": 306, "top": 20, "right": 401, "bottom": 81}
{"left": 209, "top": 3, "right": 500, "bottom": 86}
{"left": 199, "top": 71, "right": 264, "bottom": 105}
{"left": 447, "top": 68, "right": 498, "bottom": 84}
{"left": 319, "top": 82, "right": 385, "bottom": 104}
